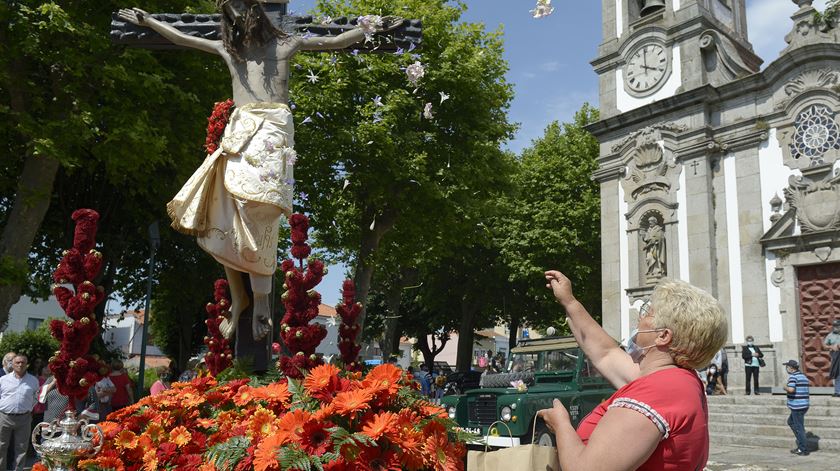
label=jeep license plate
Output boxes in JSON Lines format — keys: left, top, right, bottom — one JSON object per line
{"left": 454, "top": 427, "right": 481, "bottom": 436}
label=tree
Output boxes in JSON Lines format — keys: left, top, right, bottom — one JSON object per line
{"left": 291, "top": 0, "right": 516, "bottom": 338}
{"left": 0, "top": 321, "right": 59, "bottom": 374}
{"left": 0, "top": 0, "right": 228, "bottom": 329}
{"left": 496, "top": 104, "right": 602, "bottom": 348}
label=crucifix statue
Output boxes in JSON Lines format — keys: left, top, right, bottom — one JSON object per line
{"left": 115, "top": 0, "right": 417, "bottom": 349}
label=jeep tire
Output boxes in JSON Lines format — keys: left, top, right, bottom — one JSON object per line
{"left": 479, "top": 371, "right": 535, "bottom": 389}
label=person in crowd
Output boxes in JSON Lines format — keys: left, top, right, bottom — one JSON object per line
{"left": 538, "top": 271, "right": 727, "bottom": 470}
{"left": 705, "top": 364, "right": 726, "bottom": 395}
{"left": 741, "top": 335, "right": 764, "bottom": 395}
{"left": 38, "top": 374, "right": 69, "bottom": 425}
{"left": 0, "top": 355, "right": 39, "bottom": 471}
{"left": 109, "top": 360, "right": 134, "bottom": 411}
{"left": 783, "top": 360, "right": 810, "bottom": 456}
{"left": 417, "top": 364, "right": 432, "bottom": 397}
{"left": 178, "top": 359, "right": 200, "bottom": 383}
{"left": 824, "top": 318, "right": 840, "bottom": 397}
{"left": 94, "top": 369, "right": 116, "bottom": 421}
{"left": 712, "top": 347, "right": 729, "bottom": 391}
{"left": 0, "top": 354, "right": 15, "bottom": 377}
{"left": 32, "top": 366, "right": 49, "bottom": 427}
{"left": 150, "top": 367, "right": 173, "bottom": 396}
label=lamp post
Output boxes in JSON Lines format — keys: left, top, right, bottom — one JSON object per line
{"left": 136, "top": 221, "right": 160, "bottom": 399}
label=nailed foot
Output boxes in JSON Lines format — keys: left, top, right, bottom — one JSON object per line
{"left": 252, "top": 293, "right": 272, "bottom": 341}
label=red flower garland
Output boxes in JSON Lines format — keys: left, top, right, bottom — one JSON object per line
{"left": 203, "top": 279, "right": 234, "bottom": 376}
{"left": 48, "top": 209, "right": 108, "bottom": 401}
{"left": 277, "top": 214, "right": 327, "bottom": 378}
{"left": 336, "top": 280, "right": 363, "bottom": 371}
{"left": 204, "top": 99, "right": 235, "bottom": 154}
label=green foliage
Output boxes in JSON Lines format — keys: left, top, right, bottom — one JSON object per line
{"left": 0, "top": 257, "right": 28, "bottom": 288}
{"left": 0, "top": 320, "right": 59, "bottom": 373}
{"left": 495, "top": 104, "right": 602, "bottom": 330}
{"left": 815, "top": 0, "right": 840, "bottom": 29}
{"left": 205, "top": 435, "right": 251, "bottom": 471}
{"left": 290, "top": 0, "right": 516, "bottom": 333}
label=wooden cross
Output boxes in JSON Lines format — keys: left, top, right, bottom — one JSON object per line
{"left": 110, "top": 3, "right": 422, "bottom": 52}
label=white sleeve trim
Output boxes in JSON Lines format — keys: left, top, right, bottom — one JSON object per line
{"left": 608, "top": 397, "right": 671, "bottom": 439}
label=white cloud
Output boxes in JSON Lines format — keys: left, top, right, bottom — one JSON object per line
{"left": 522, "top": 71, "right": 537, "bottom": 79}
{"left": 746, "top": 0, "right": 828, "bottom": 66}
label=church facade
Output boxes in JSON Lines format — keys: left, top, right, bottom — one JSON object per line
{"left": 589, "top": 0, "right": 840, "bottom": 390}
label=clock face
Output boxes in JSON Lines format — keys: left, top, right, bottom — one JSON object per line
{"left": 625, "top": 44, "right": 669, "bottom": 94}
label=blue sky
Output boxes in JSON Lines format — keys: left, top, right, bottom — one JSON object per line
{"left": 288, "top": 0, "right": 826, "bottom": 305}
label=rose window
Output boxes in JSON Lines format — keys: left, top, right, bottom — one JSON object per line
{"left": 790, "top": 104, "right": 840, "bottom": 163}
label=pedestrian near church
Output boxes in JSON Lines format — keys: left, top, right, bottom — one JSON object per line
{"left": 783, "top": 360, "right": 810, "bottom": 456}
{"left": 712, "top": 347, "right": 729, "bottom": 390}
{"left": 741, "top": 336, "right": 764, "bottom": 395}
{"left": 824, "top": 318, "right": 840, "bottom": 397}
{"left": 0, "top": 355, "right": 39, "bottom": 471}
{"left": 0, "top": 353, "right": 14, "bottom": 377}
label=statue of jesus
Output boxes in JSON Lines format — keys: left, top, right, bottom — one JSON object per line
{"left": 118, "top": 0, "right": 402, "bottom": 341}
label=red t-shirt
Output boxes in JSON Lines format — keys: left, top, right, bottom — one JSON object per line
{"left": 576, "top": 367, "right": 709, "bottom": 471}
{"left": 109, "top": 373, "right": 132, "bottom": 407}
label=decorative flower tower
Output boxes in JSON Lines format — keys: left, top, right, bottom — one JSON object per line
{"left": 203, "top": 279, "right": 234, "bottom": 376}
{"left": 277, "top": 214, "right": 328, "bottom": 378}
{"left": 336, "top": 280, "right": 363, "bottom": 371}
{"left": 35, "top": 209, "right": 107, "bottom": 470}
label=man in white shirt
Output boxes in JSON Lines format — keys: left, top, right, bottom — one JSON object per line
{"left": 0, "top": 355, "right": 39, "bottom": 471}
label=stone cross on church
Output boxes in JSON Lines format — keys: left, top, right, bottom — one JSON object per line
{"left": 111, "top": 0, "right": 422, "bottom": 372}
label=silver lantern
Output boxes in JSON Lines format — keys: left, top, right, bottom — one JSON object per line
{"left": 31, "top": 411, "right": 103, "bottom": 471}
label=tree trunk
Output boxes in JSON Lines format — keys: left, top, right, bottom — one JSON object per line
{"left": 0, "top": 155, "right": 61, "bottom": 329}
{"left": 416, "top": 330, "right": 448, "bottom": 372}
{"left": 381, "top": 282, "right": 402, "bottom": 361}
{"left": 455, "top": 299, "right": 481, "bottom": 372}
{"left": 508, "top": 312, "right": 521, "bottom": 354}
{"left": 352, "top": 209, "right": 395, "bottom": 339}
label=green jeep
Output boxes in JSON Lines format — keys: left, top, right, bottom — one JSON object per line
{"left": 441, "top": 336, "right": 614, "bottom": 448}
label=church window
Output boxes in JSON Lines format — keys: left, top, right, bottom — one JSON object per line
{"left": 789, "top": 104, "right": 840, "bottom": 163}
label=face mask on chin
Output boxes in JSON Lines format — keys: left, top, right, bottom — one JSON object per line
{"left": 625, "top": 328, "right": 662, "bottom": 363}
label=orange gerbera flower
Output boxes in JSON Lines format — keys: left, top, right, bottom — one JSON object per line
{"left": 141, "top": 449, "right": 158, "bottom": 471}
{"left": 97, "top": 421, "right": 121, "bottom": 440}
{"left": 234, "top": 386, "right": 255, "bottom": 406}
{"left": 362, "top": 364, "right": 403, "bottom": 396}
{"left": 143, "top": 423, "right": 165, "bottom": 443}
{"left": 248, "top": 406, "right": 277, "bottom": 438}
{"left": 114, "top": 429, "right": 138, "bottom": 450}
{"left": 418, "top": 403, "right": 448, "bottom": 420}
{"left": 361, "top": 411, "right": 397, "bottom": 440}
{"left": 396, "top": 433, "right": 425, "bottom": 470}
{"left": 31, "top": 464, "right": 48, "bottom": 471}
{"left": 312, "top": 402, "right": 336, "bottom": 422}
{"left": 250, "top": 382, "right": 291, "bottom": 406}
{"left": 423, "top": 433, "right": 463, "bottom": 471}
{"left": 78, "top": 456, "right": 125, "bottom": 471}
{"left": 253, "top": 432, "right": 287, "bottom": 471}
{"left": 333, "top": 388, "right": 373, "bottom": 416}
{"left": 304, "top": 363, "right": 340, "bottom": 391}
{"left": 169, "top": 426, "right": 191, "bottom": 447}
{"left": 277, "top": 408, "right": 312, "bottom": 441}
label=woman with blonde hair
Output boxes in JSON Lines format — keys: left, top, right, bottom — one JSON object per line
{"left": 538, "top": 271, "right": 728, "bottom": 471}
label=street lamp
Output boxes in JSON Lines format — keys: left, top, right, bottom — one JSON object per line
{"left": 136, "top": 221, "right": 160, "bottom": 399}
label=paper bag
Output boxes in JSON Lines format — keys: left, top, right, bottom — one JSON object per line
{"left": 467, "top": 444, "right": 560, "bottom": 471}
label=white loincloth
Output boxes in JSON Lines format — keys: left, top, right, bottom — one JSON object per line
{"left": 167, "top": 102, "right": 295, "bottom": 276}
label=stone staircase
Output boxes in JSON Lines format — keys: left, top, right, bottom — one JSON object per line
{"left": 707, "top": 395, "right": 840, "bottom": 452}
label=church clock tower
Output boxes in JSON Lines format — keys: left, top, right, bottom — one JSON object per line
{"left": 594, "top": 0, "right": 762, "bottom": 119}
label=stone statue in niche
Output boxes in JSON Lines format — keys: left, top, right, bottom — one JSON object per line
{"left": 641, "top": 216, "right": 666, "bottom": 280}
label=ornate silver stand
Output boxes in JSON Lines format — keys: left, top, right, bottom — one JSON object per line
{"left": 32, "top": 411, "right": 103, "bottom": 471}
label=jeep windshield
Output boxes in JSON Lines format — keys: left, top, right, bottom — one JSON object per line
{"left": 506, "top": 348, "right": 578, "bottom": 373}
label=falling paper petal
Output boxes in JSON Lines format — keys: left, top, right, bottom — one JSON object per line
{"left": 316, "top": 112, "right": 325, "bottom": 119}
{"left": 343, "top": 179, "right": 351, "bottom": 190}
{"left": 370, "top": 218, "right": 376, "bottom": 230}
{"left": 320, "top": 15, "right": 333, "bottom": 25}
{"left": 423, "top": 102, "right": 434, "bottom": 119}
{"left": 306, "top": 69, "right": 320, "bottom": 84}
{"left": 357, "top": 15, "right": 384, "bottom": 42}
{"left": 301, "top": 116, "right": 313, "bottom": 124}
{"left": 373, "top": 96, "right": 384, "bottom": 107}
{"left": 405, "top": 61, "right": 425, "bottom": 86}
{"left": 326, "top": 316, "right": 338, "bottom": 327}
{"left": 439, "top": 92, "right": 450, "bottom": 104}
{"left": 530, "top": 0, "right": 555, "bottom": 19}
{"left": 408, "top": 42, "right": 416, "bottom": 52}
{"left": 395, "top": 46, "right": 405, "bottom": 55}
